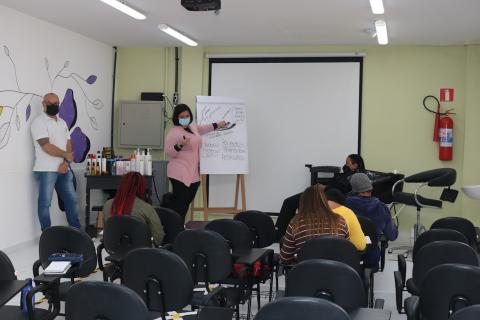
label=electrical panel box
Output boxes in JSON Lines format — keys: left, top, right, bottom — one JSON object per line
{"left": 118, "top": 101, "right": 164, "bottom": 149}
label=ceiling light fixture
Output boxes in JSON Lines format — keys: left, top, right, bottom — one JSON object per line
{"left": 158, "top": 24, "right": 198, "bottom": 46}
{"left": 369, "top": 0, "right": 385, "bottom": 14}
{"left": 100, "top": 0, "right": 146, "bottom": 20}
{"left": 375, "top": 20, "right": 388, "bottom": 45}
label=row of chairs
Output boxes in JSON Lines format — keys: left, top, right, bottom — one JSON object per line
{"left": 393, "top": 216, "right": 480, "bottom": 320}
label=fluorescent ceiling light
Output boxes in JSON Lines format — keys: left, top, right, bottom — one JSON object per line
{"left": 369, "top": 0, "right": 385, "bottom": 14}
{"left": 100, "top": 0, "right": 146, "bottom": 20}
{"left": 158, "top": 24, "right": 198, "bottom": 46}
{"left": 375, "top": 20, "right": 388, "bottom": 45}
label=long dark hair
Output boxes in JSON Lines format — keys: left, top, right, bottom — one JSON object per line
{"left": 109, "top": 172, "right": 146, "bottom": 217}
{"left": 172, "top": 104, "right": 193, "bottom": 126}
{"left": 348, "top": 154, "right": 366, "bottom": 172}
{"left": 291, "top": 184, "right": 342, "bottom": 235}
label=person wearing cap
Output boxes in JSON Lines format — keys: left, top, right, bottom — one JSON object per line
{"left": 345, "top": 172, "right": 398, "bottom": 267}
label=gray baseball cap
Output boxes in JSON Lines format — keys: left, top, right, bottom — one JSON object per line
{"left": 350, "top": 173, "right": 373, "bottom": 193}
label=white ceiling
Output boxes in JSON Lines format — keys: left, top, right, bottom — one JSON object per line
{"left": 1, "top": 0, "right": 480, "bottom": 47}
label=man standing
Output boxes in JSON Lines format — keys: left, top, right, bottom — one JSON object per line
{"left": 31, "top": 93, "right": 81, "bottom": 230}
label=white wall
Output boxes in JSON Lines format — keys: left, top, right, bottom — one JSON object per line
{"left": 0, "top": 5, "right": 113, "bottom": 249}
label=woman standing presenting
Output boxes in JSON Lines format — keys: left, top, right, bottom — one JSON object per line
{"left": 165, "top": 104, "right": 226, "bottom": 221}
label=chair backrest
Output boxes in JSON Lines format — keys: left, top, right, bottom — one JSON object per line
{"left": 286, "top": 259, "right": 366, "bottom": 310}
{"left": 234, "top": 211, "right": 276, "bottom": 248}
{"left": 412, "top": 240, "right": 479, "bottom": 289}
{"left": 123, "top": 248, "right": 193, "bottom": 313}
{"left": 39, "top": 226, "right": 97, "bottom": 278}
{"left": 254, "top": 296, "right": 351, "bottom": 320}
{"left": 356, "top": 216, "right": 379, "bottom": 266}
{"left": 0, "top": 250, "right": 16, "bottom": 280}
{"left": 103, "top": 215, "right": 152, "bottom": 256}
{"left": 431, "top": 217, "right": 477, "bottom": 246}
{"left": 173, "top": 229, "right": 232, "bottom": 284}
{"left": 413, "top": 229, "right": 469, "bottom": 261}
{"left": 420, "top": 264, "right": 480, "bottom": 320}
{"left": 155, "top": 207, "right": 185, "bottom": 245}
{"left": 65, "top": 281, "right": 150, "bottom": 320}
{"left": 297, "top": 236, "right": 362, "bottom": 274}
{"left": 205, "top": 219, "right": 253, "bottom": 254}
{"left": 449, "top": 305, "right": 480, "bottom": 320}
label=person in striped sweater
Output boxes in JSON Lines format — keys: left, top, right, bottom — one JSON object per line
{"left": 280, "top": 184, "right": 350, "bottom": 264}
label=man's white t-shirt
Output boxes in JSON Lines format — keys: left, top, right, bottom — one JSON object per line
{"left": 31, "top": 112, "right": 71, "bottom": 172}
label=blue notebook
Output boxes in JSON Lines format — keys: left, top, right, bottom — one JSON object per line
{"left": 48, "top": 253, "right": 83, "bottom": 264}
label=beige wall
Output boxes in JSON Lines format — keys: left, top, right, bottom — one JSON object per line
{"left": 116, "top": 45, "right": 480, "bottom": 228}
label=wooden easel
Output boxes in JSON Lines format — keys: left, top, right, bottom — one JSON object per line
{"left": 196, "top": 174, "right": 246, "bottom": 221}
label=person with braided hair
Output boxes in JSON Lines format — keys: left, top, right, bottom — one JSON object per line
{"left": 103, "top": 172, "right": 165, "bottom": 246}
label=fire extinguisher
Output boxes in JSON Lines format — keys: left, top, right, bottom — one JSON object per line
{"left": 439, "top": 111, "right": 453, "bottom": 161}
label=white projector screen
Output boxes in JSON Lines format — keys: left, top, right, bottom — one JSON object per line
{"left": 208, "top": 57, "right": 362, "bottom": 212}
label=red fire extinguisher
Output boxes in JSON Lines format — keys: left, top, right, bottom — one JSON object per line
{"left": 439, "top": 111, "right": 453, "bottom": 161}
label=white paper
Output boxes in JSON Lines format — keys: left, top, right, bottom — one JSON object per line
{"left": 365, "top": 236, "right": 372, "bottom": 244}
{"left": 196, "top": 96, "right": 248, "bottom": 175}
{"left": 44, "top": 261, "right": 71, "bottom": 274}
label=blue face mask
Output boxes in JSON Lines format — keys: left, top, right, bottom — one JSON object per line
{"left": 179, "top": 117, "right": 190, "bottom": 126}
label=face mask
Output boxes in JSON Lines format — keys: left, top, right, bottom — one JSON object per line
{"left": 342, "top": 165, "right": 352, "bottom": 174}
{"left": 46, "top": 104, "right": 59, "bottom": 116}
{"left": 179, "top": 117, "right": 190, "bottom": 126}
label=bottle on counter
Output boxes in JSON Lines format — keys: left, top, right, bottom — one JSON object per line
{"left": 145, "top": 148, "right": 152, "bottom": 176}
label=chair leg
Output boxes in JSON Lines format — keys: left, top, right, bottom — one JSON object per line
{"left": 256, "top": 283, "right": 261, "bottom": 309}
{"left": 275, "top": 268, "right": 279, "bottom": 291}
{"left": 235, "top": 304, "right": 240, "bottom": 320}
{"left": 246, "top": 291, "right": 252, "bottom": 320}
{"left": 269, "top": 272, "right": 273, "bottom": 301}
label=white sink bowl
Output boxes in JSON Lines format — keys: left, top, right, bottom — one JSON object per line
{"left": 462, "top": 185, "right": 480, "bottom": 200}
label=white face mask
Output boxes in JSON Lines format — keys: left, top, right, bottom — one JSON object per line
{"left": 179, "top": 117, "right": 190, "bottom": 126}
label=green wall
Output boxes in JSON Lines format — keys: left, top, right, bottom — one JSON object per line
{"left": 116, "top": 45, "right": 480, "bottom": 228}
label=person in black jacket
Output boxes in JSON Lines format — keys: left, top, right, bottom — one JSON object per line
{"left": 274, "top": 154, "right": 365, "bottom": 241}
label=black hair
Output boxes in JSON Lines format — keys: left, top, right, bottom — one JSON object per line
{"left": 348, "top": 154, "right": 366, "bottom": 172}
{"left": 324, "top": 188, "right": 346, "bottom": 205}
{"left": 172, "top": 104, "right": 193, "bottom": 126}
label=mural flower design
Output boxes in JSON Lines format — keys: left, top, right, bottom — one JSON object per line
{"left": 0, "top": 45, "right": 104, "bottom": 162}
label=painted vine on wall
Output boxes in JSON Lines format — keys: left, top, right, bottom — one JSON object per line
{"left": 0, "top": 45, "right": 104, "bottom": 163}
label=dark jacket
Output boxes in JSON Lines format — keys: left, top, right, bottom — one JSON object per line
{"left": 345, "top": 195, "right": 398, "bottom": 266}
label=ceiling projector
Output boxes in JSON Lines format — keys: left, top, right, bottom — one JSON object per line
{"left": 181, "top": 0, "right": 221, "bottom": 11}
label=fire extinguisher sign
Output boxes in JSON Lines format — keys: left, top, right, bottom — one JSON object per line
{"left": 440, "top": 88, "right": 454, "bottom": 102}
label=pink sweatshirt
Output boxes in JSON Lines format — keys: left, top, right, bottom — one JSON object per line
{"left": 165, "top": 124, "right": 214, "bottom": 186}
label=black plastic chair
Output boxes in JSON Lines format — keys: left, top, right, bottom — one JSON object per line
{"left": 395, "top": 240, "right": 479, "bottom": 314}
{"left": 286, "top": 259, "right": 367, "bottom": 311}
{"left": 0, "top": 250, "right": 50, "bottom": 319}
{"left": 357, "top": 215, "right": 387, "bottom": 271}
{"left": 205, "top": 219, "right": 254, "bottom": 255}
{"left": 394, "top": 228, "right": 468, "bottom": 311}
{"left": 65, "top": 281, "right": 150, "bottom": 320}
{"left": 297, "top": 236, "right": 377, "bottom": 307}
{"left": 123, "top": 248, "right": 224, "bottom": 320}
{"left": 97, "top": 215, "right": 152, "bottom": 282}
{"left": 173, "top": 229, "right": 248, "bottom": 320}
{"left": 234, "top": 210, "right": 279, "bottom": 301}
{"left": 431, "top": 217, "right": 477, "bottom": 248}
{"left": 404, "top": 264, "right": 480, "bottom": 320}
{"left": 449, "top": 305, "right": 480, "bottom": 320}
{"left": 205, "top": 218, "right": 274, "bottom": 311}
{"left": 32, "top": 226, "right": 97, "bottom": 315}
{"left": 254, "top": 297, "right": 351, "bottom": 320}
{"left": 155, "top": 207, "right": 185, "bottom": 245}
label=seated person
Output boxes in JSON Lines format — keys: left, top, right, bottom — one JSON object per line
{"left": 345, "top": 173, "right": 398, "bottom": 267}
{"left": 103, "top": 172, "right": 165, "bottom": 246}
{"left": 275, "top": 154, "right": 365, "bottom": 241}
{"left": 325, "top": 188, "right": 366, "bottom": 251}
{"left": 280, "top": 185, "right": 350, "bottom": 264}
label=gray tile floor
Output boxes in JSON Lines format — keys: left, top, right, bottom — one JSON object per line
{"left": 3, "top": 231, "right": 413, "bottom": 319}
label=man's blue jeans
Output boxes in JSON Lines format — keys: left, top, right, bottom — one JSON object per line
{"left": 34, "top": 170, "right": 81, "bottom": 231}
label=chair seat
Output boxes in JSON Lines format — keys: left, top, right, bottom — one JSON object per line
{"left": 404, "top": 296, "right": 419, "bottom": 319}
{"left": 393, "top": 192, "right": 442, "bottom": 208}
{"left": 0, "top": 306, "right": 51, "bottom": 319}
{"left": 58, "top": 280, "right": 77, "bottom": 301}
{"left": 191, "top": 287, "right": 240, "bottom": 308}
{"left": 406, "top": 278, "right": 420, "bottom": 295}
